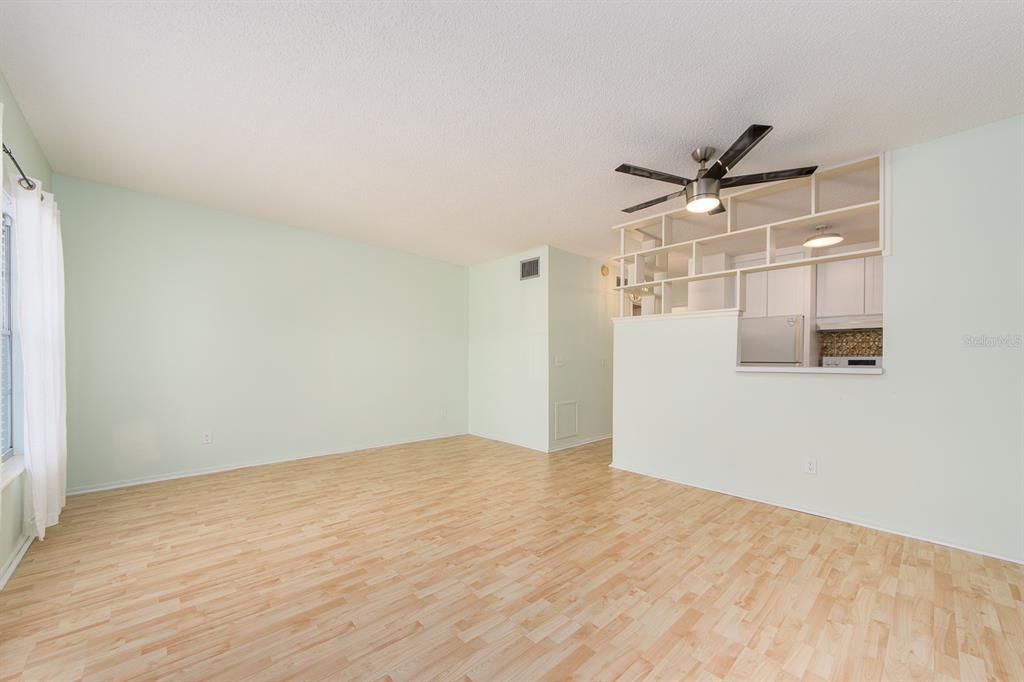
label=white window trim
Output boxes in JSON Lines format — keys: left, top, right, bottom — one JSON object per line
{"left": 2, "top": 193, "right": 15, "bottom": 461}
{"left": 0, "top": 451, "right": 24, "bottom": 492}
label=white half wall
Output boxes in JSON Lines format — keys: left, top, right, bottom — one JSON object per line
{"left": 612, "top": 115, "right": 1024, "bottom": 562}
{"left": 56, "top": 175, "right": 469, "bottom": 492}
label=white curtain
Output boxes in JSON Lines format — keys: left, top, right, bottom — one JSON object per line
{"left": 12, "top": 178, "right": 67, "bottom": 539}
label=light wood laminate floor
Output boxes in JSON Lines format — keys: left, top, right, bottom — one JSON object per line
{"left": 2, "top": 435, "right": 1022, "bottom": 680}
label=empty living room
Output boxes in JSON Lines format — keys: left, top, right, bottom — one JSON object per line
{"left": 1, "top": 1, "right": 1023, "bottom": 679}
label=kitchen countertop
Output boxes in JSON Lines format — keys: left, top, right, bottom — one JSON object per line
{"left": 736, "top": 366, "right": 884, "bottom": 375}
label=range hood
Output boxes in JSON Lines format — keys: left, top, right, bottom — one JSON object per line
{"left": 816, "top": 314, "right": 883, "bottom": 331}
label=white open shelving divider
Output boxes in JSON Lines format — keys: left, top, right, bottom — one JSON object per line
{"left": 612, "top": 155, "right": 884, "bottom": 318}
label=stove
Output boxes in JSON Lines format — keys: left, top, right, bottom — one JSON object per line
{"left": 822, "top": 356, "right": 883, "bottom": 368}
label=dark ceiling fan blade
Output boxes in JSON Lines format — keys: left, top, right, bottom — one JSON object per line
{"left": 615, "top": 163, "right": 692, "bottom": 187}
{"left": 719, "top": 166, "right": 818, "bottom": 188}
{"left": 707, "top": 203, "right": 726, "bottom": 215}
{"left": 622, "top": 189, "right": 686, "bottom": 213}
{"left": 702, "top": 124, "right": 773, "bottom": 180}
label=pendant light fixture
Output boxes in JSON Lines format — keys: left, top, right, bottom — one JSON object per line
{"left": 803, "top": 224, "right": 844, "bottom": 248}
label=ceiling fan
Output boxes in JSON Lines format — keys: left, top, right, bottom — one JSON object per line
{"left": 616, "top": 124, "right": 817, "bottom": 214}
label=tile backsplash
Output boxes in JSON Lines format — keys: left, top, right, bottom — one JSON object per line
{"left": 819, "top": 328, "right": 883, "bottom": 357}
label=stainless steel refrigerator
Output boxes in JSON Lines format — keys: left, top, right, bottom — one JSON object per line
{"left": 739, "top": 315, "right": 804, "bottom": 365}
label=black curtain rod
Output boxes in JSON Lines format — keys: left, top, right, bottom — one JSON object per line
{"left": 2, "top": 143, "right": 37, "bottom": 190}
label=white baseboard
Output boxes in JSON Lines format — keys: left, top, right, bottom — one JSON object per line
{"left": 548, "top": 434, "right": 612, "bottom": 453}
{"left": 467, "top": 432, "right": 612, "bottom": 454}
{"left": 610, "top": 462, "right": 1024, "bottom": 567}
{"left": 0, "top": 533, "right": 34, "bottom": 591}
{"left": 67, "top": 432, "right": 470, "bottom": 496}
{"left": 68, "top": 431, "right": 606, "bottom": 495}
{"left": 466, "top": 432, "right": 549, "bottom": 454}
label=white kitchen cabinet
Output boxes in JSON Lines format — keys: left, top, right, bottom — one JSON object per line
{"left": 864, "top": 255, "right": 883, "bottom": 314}
{"left": 766, "top": 266, "right": 807, "bottom": 316}
{"left": 817, "top": 258, "right": 866, "bottom": 317}
{"left": 743, "top": 266, "right": 807, "bottom": 318}
{"left": 742, "top": 271, "right": 767, "bottom": 318}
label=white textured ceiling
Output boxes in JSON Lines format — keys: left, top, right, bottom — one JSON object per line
{"left": 0, "top": 1, "right": 1021, "bottom": 264}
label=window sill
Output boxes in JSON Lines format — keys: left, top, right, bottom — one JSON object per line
{"left": 1, "top": 453, "right": 25, "bottom": 492}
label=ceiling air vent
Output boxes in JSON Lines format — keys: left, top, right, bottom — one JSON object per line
{"left": 520, "top": 257, "right": 540, "bottom": 280}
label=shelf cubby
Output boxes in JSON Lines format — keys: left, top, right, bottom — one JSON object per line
{"left": 667, "top": 212, "right": 728, "bottom": 242}
{"left": 694, "top": 226, "right": 770, "bottom": 261}
{"left": 730, "top": 177, "right": 812, "bottom": 231}
{"left": 814, "top": 157, "right": 880, "bottom": 213}
{"left": 771, "top": 201, "right": 880, "bottom": 251}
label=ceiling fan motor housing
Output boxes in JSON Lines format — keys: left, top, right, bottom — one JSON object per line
{"left": 686, "top": 177, "right": 721, "bottom": 205}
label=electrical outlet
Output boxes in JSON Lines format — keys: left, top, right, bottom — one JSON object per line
{"left": 202, "top": 431, "right": 213, "bottom": 445}
{"left": 440, "top": 407, "right": 448, "bottom": 418}
{"left": 804, "top": 456, "right": 818, "bottom": 475}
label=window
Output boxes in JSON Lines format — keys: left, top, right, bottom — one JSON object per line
{"left": 1, "top": 207, "right": 12, "bottom": 460}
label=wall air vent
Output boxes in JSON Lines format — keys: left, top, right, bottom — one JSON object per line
{"left": 520, "top": 257, "right": 540, "bottom": 280}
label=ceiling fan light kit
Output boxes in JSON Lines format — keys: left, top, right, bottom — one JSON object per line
{"left": 685, "top": 178, "right": 721, "bottom": 213}
{"left": 616, "top": 124, "right": 818, "bottom": 215}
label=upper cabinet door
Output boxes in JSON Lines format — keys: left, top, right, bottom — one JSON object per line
{"left": 817, "top": 258, "right": 866, "bottom": 317}
{"left": 864, "top": 255, "right": 884, "bottom": 315}
{"left": 766, "top": 265, "right": 808, "bottom": 317}
{"left": 742, "top": 271, "right": 767, "bottom": 318}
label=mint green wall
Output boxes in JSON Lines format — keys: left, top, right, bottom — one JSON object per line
{"left": 0, "top": 70, "right": 52, "bottom": 190}
{"left": 467, "top": 246, "right": 615, "bottom": 453}
{"left": 56, "top": 175, "right": 469, "bottom": 492}
{"left": 0, "top": 477, "right": 24, "bottom": 569}
{"left": 547, "top": 247, "right": 613, "bottom": 451}
{"left": 468, "top": 246, "right": 550, "bottom": 452}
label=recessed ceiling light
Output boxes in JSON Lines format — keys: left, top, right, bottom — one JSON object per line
{"left": 803, "top": 225, "right": 844, "bottom": 248}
